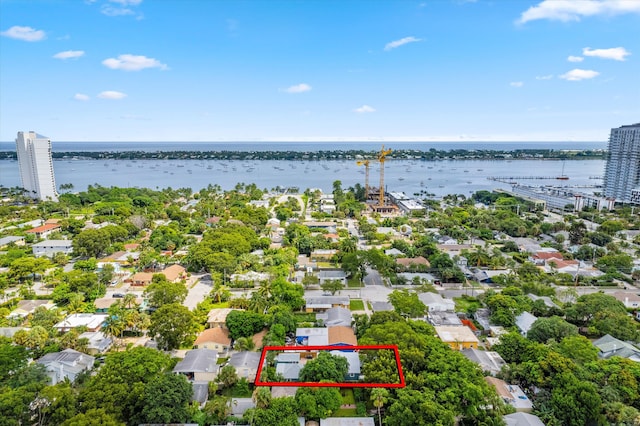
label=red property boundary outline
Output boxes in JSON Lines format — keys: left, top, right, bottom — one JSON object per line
{"left": 254, "top": 344, "right": 405, "bottom": 388}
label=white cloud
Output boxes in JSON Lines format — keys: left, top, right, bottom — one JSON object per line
{"left": 384, "top": 36, "right": 421, "bottom": 51}
{"left": 109, "top": 0, "right": 142, "bottom": 5}
{"left": 98, "top": 91, "right": 127, "bottom": 99}
{"left": 583, "top": 47, "right": 630, "bottom": 61}
{"left": 0, "top": 25, "right": 46, "bottom": 41}
{"left": 518, "top": 0, "right": 640, "bottom": 24}
{"left": 102, "top": 54, "right": 167, "bottom": 71}
{"left": 535, "top": 75, "right": 553, "bottom": 80}
{"left": 510, "top": 81, "right": 524, "bottom": 87}
{"left": 559, "top": 69, "right": 600, "bottom": 81}
{"left": 101, "top": 5, "right": 134, "bottom": 16}
{"left": 567, "top": 55, "right": 584, "bottom": 62}
{"left": 53, "top": 50, "right": 85, "bottom": 60}
{"left": 354, "top": 105, "right": 376, "bottom": 113}
{"left": 74, "top": 93, "right": 90, "bottom": 101}
{"left": 283, "top": 83, "right": 312, "bottom": 93}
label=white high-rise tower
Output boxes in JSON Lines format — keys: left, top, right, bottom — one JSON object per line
{"left": 15, "top": 131, "right": 59, "bottom": 201}
{"left": 603, "top": 123, "right": 640, "bottom": 204}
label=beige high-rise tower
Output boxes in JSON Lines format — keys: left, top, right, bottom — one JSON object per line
{"left": 15, "top": 131, "right": 59, "bottom": 201}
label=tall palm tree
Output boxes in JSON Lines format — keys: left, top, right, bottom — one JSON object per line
{"left": 371, "top": 388, "right": 389, "bottom": 426}
{"left": 122, "top": 293, "right": 139, "bottom": 310}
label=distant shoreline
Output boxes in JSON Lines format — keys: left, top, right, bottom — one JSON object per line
{"left": 0, "top": 148, "right": 605, "bottom": 161}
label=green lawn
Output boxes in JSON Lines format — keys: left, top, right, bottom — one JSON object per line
{"left": 347, "top": 278, "right": 362, "bottom": 288}
{"left": 350, "top": 299, "right": 365, "bottom": 311}
{"left": 454, "top": 295, "right": 481, "bottom": 314}
{"left": 334, "top": 408, "right": 359, "bottom": 417}
{"left": 340, "top": 389, "right": 356, "bottom": 405}
{"left": 294, "top": 312, "right": 317, "bottom": 323}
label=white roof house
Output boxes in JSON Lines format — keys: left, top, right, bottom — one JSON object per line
{"left": 54, "top": 314, "right": 108, "bottom": 332}
{"left": 418, "top": 292, "right": 455, "bottom": 312}
{"left": 32, "top": 240, "right": 73, "bottom": 257}
{"left": 296, "top": 327, "right": 329, "bottom": 346}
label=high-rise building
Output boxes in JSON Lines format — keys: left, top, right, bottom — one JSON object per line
{"left": 603, "top": 123, "right": 640, "bottom": 204}
{"left": 15, "top": 131, "right": 59, "bottom": 202}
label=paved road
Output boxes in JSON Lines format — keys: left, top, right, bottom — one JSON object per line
{"left": 363, "top": 267, "right": 384, "bottom": 286}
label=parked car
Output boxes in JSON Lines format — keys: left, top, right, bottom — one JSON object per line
{"left": 112, "top": 293, "right": 125, "bottom": 298}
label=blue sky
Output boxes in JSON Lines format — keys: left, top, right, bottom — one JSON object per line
{"left": 0, "top": 0, "right": 638, "bottom": 142}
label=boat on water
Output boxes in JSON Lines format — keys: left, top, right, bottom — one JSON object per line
{"left": 556, "top": 162, "right": 569, "bottom": 180}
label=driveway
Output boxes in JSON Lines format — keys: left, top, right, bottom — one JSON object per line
{"left": 184, "top": 274, "right": 212, "bottom": 309}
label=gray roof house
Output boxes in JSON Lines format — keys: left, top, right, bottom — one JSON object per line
{"left": 318, "top": 269, "right": 347, "bottom": 285}
{"left": 461, "top": 348, "right": 507, "bottom": 376}
{"left": 36, "top": 349, "right": 95, "bottom": 385}
{"left": 329, "top": 350, "right": 361, "bottom": 381}
{"left": 78, "top": 331, "right": 113, "bottom": 354}
{"left": 305, "top": 296, "right": 350, "bottom": 312}
{"left": 173, "top": 349, "right": 219, "bottom": 382}
{"left": 276, "top": 353, "right": 301, "bottom": 381}
{"left": 515, "top": 312, "right": 538, "bottom": 336}
{"left": 228, "top": 351, "right": 261, "bottom": 381}
{"left": 593, "top": 334, "right": 640, "bottom": 362}
{"left": 317, "top": 307, "right": 352, "bottom": 327}
{"left": 503, "top": 412, "right": 545, "bottom": 426}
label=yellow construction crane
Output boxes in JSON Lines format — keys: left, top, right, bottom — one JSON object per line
{"left": 356, "top": 159, "right": 371, "bottom": 199}
{"left": 377, "top": 145, "right": 392, "bottom": 207}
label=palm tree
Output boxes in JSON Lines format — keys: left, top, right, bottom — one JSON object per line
{"left": 122, "top": 293, "right": 139, "bottom": 310}
{"left": 211, "top": 283, "right": 230, "bottom": 304}
{"left": 256, "top": 280, "right": 272, "bottom": 299}
{"left": 252, "top": 386, "right": 271, "bottom": 409}
{"left": 102, "top": 315, "right": 125, "bottom": 348}
{"left": 371, "top": 388, "right": 389, "bottom": 426}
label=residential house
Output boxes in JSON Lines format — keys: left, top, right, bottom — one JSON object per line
{"left": 36, "top": 349, "right": 95, "bottom": 385}
{"left": 328, "top": 326, "right": 357, "bottom": 347}
{"left": 228, "top": 351, "right": 261, "bottom": 382}
{"left": 396, "top": 256, "right": 430, "bottom": 270}
{"left": 310, "top": 249, "right": 338, "bottom": 261}
{"left": 0, "top": 236, "right": 25, "bottom": 249}
{"left": 612, "top": 291, "right": 640, "bottom": 309}
{"left": 229, "top": 271, "right": 270, "bottom": 286}
{"left": 435, "top": 325, "right": 479, "bottom": 350}
{"left": 173, "top": 349, "right": 219, "bottom": 382}
{"left": 461, "top": 348, "right": 506, "bottom": 376}
{"left": 515, "top": 312, "right": 538, "bottom": 336}
{"left": 317, "top": 307, "right": 352, "bottom": 327}
{"left": 25, "top": 223, "right": 61, "bottom": 239}
{"left": 304, "top": 221, "right": 337, "bottom": 232}
{"left": 473, "top": 308, "right": 492, "bottom": 330}
{"left": 296, "top": 327, "right": 329, "bottom": 346}
{"left": 329, "top": 350, "right": 361, "bottom": 381}
{"left": 593, "top": 334, "right": 640, "bottom": 362}
{"left": 418, "top": 292, "right": 455, "bottom": 312}
{"left": 503, "top": 412, "right": 545, "bottom": 426}
{"left": 385, "top": 248, "right": 404, "bottom": 256}
{"left": 527, "top": 293, "right": 560, "bottom": 309}
{"left": 304, "top": 296, "right": 350, "bottom": 313}
{"left": 485, "top": 376, "right": 533, "bottom": 412}
{"left": 78, "top": 331, "right": 113, "bottom": 354}
{"left": 54, "top": 314, "right": 107, "bottom": 333}
{"left": 130, "top": 272, "right": 154, "bottom": 286}
{"left": 275, "top": 352, "right": 301, "bottom": 381}
{"left": 427, "top": 311, "right": 463, "bottom": 326}
{"left": 9, "top": 300, "right": 55, "bottom": 319}
{"left": 318, "top": 269, "right": 347, "bottom": 285}
{"left": 531, "top": 249, "right": 563, "bottom": 266}
{"left": 93, "top": 297, "right": 144, "bottom": 313}
{"left": 32, "top": 240, "right": 73, "bottom": 257}
{"left": 193, "top": 328, "right": 232, "bottom": 355}
{"left": 162, "top": 264, "right": 187, "bottom": 282}
{"left": 370, "top": 301, "right": 394, "bottom": 312}
{"left": 206, "top": 308, "right": 240, "bottom": 329}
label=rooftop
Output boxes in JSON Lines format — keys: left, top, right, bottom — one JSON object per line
{"left": 173, "top": 349, "right": 219, "bottom": 373}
